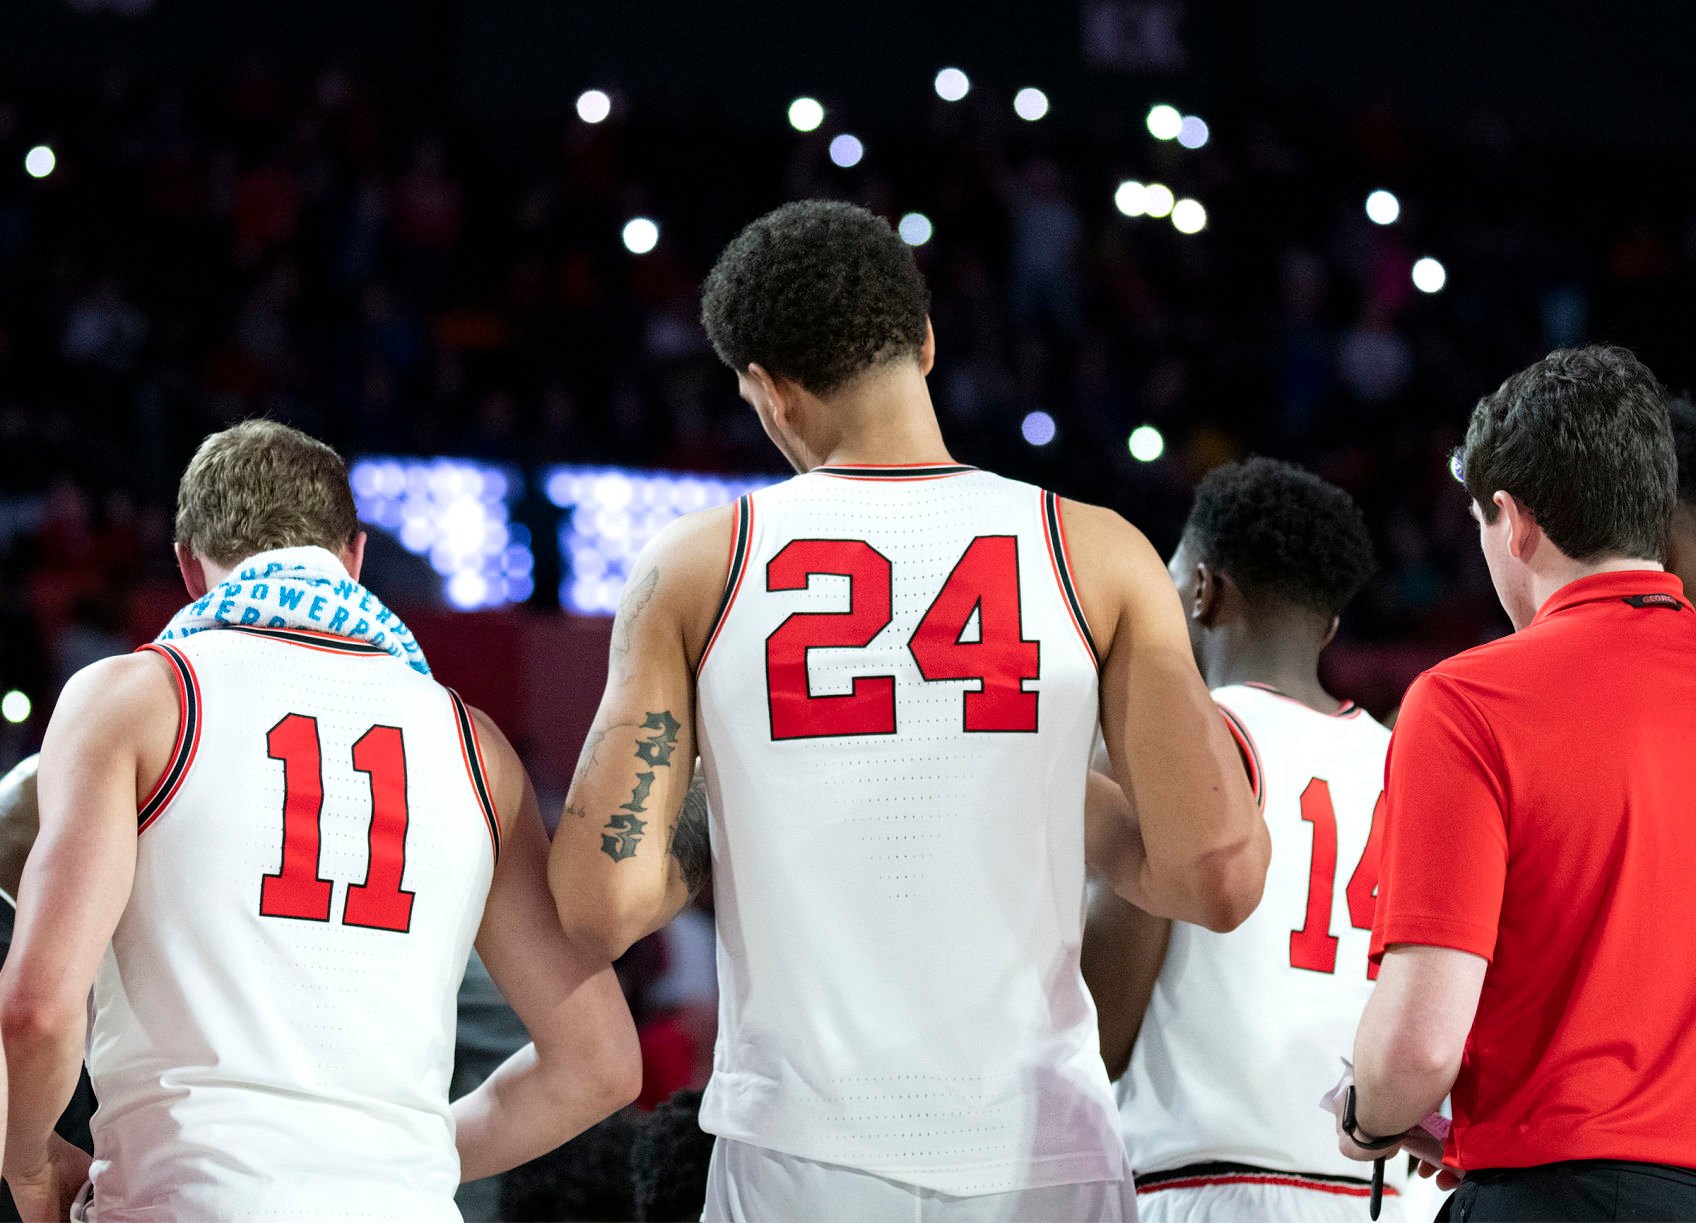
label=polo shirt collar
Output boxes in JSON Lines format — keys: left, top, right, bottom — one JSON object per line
{"left": 1531, "top": 569, "right": 1689, "bottom": 626}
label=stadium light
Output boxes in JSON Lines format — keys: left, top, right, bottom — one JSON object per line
{"left": 622, "top": 217, "right": 660, "bottom": 254}
{"left": 1128, "top": 425, "right": 1165, "bottom": 462}
{"left": 788, "top": 97, "right": 825, "bottom": 132}
{"left": 898, "top": 212, "right": 933, "bottom": 246}
{"left": 1171, "top": 198, "right": 1207, "bottom": 234}
{"left": 1142, "top": 183, "right": 1175, "bottom": 219}
{"left": 24, "top": 146, "right": 55, "bottom": 179}
{"left": 1013, "top": 88, "right": 1049, "bottom": 122}
{"left": 934, "top": 68, "right": 970, "bottom": 102}
{"left": 1146, "top": 104, "right": 1183, "bottom": 141}
{"left": 1, "top": 690, "right": 29, "bottom": 724}
{"left": 1177, "top": 115, "right": 1210, "bottom": 149}
{"left": 576, "top": 90, "right": 612, "bottom": 124}
{"left": 1021, "top": 411, "right": 1057, "bottom": 447}
{"left": 1114, "top": 181, "right": 1148, "bottom": 217}
{"left": 1412, "top": 256, "right": 1447, "bottom": 293}
{"left": 1365, "top": 189, "right": 1401, "bottom": 225}
{"left": 829, "top": 134, "right": 864, "bottom": 168}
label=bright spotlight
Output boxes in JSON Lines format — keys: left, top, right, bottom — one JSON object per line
{"left": 576, "top": 90, "right": 612, "bottom": 124}
{"left": 1177, "top": 115, "right": 1210, "bottom": 149}
{"left": 829, "top": 134, "right": 864, "bottom": 168}
{"left": 1114, "top": 180, "right": 1148, "bottom": 217}
{"left": 1022, "top": 411, "right": 1057, "bottom": 446}
{"left": 622, "top": 217, "right": 660, "bottom": 255}
{"left": 1128, "top": 425, "right": 1165, "bottom": 462}
{"left": 1365, "top": 189, "right": 1401, "bottom": 225}
{"left": 24, "top": 146, "right": 55, "bottom": 179}
{"left": 788, "top": 97, "right": 825, "bottom": 132}
{"left": 934, "top": 68, "right": 970, "bottom": 102}
{"left": 898, "top": 212, "right": 933, "bottom": 246}
{"left": 1142, "top": 183, "right": 1175, "bottom": 218}
{"left": 1171, "top": 198, "right": 1207, "bottom": 234}
{"left": 1412, "top": 256, "right": 1447, "bottom": 293}
{"left": 1013, "top": 87, "right": 1050, "bottom": 122}
{"left": 1, "top": 690, "right": 30, "bottom": 724}
{"left": 1146, "top": 104, "right": 1183, "bottom": 141}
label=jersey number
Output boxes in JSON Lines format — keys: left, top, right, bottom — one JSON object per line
{"left": 765, "top": 536, "right": 1040, "bottom": 740}
{"left": 260, "top": 713, "right": 415, "bottom": 933}
{"left": 1289, "top": 779, "right": 1383, "bottom": 978}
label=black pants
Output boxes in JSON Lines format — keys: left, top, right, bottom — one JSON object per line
{"left": 1438, "top": 1159, "right": 1696, "bottom": 1222}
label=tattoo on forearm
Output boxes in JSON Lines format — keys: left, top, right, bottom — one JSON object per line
{"left": 599, "top": 710, "right": 683, "bottom": 862}
{"left": 669, "top": 774, "right": 711, "bottom": 900}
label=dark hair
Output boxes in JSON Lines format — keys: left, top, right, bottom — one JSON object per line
{"left": 1182, "top": 457, "right": 1375, "bottom": 618}
{"left": 1668, "top": 394, "right": 1696, "bottom": 509}
{"left": 700, "top": 200, "right": 930, "bottom": 395}
{"left": 631, "top": 1089, "right": 714, "bottom": 1221}
{"left": 1456, "top": 345, "right": 1674, "bottom": 561}
{"left": 498, "top": 1112, "right": 637, "bottom": 1222}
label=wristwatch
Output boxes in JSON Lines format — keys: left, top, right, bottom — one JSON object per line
{"left": 1342, "top": 1086, "right": 1405, "bottom": 1150}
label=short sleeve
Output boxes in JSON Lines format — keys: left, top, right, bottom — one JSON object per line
{"left": 1370, "top": 671, "right": 1508, "bottom": 965}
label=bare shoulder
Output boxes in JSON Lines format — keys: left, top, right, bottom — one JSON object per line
{"left": 1055, "top": 497, "right": 1162, "bottom": 569}
{"left": 619, "top": 501, "right": 740, "bottom": 667}
{"left": 54, "top": 651, "right": 179, "bottom": 731}
{"left": 1054, "top": 498, "right": 1174, "bottom": 655}
{"left": 464, "top": 703, "right": 529, "bottom": 832}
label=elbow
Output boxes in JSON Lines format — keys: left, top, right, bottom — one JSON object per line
{"left": 0, "top": 986, "right": 82, "bottom": 1055}
{"left": 552, "top": 897, "right": 648, "bottom": 965}
{"left": 1180, "top": 822, "right": 1271, "bottom": 933}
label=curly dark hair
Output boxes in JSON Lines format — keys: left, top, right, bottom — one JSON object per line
{"left": 700, "top": 200, "right": 930, "bottom": 394}
{"left": 630, "top": 1089, "right": 714, "bottom": 1222}
{"left": 1182, "top": 457, "right": 1376, "bottom": 618}
{"left": 1668, "top": 394, "right": 1696, "bottom": 509}
{"left": 497, "top": 1111, "right": 638, "bottom": 1222}
{"left": 1456, "top": 345, "right": 1674, "bottom": 561}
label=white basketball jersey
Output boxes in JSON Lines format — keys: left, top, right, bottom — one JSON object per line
{"left": 1119, "top": 683, "right": 1396, "bottom": 1185}
{"left": 85, "top": 626, "right": 500, "bottom": 1222}
{"left": 695, "top": 463, "right": 1124, "bottom": 1197}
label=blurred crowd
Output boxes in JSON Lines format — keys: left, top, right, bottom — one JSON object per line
{"left": 4, "top": 61, "right": 1695, "bottom": 707}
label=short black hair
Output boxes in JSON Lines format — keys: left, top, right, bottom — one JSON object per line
{"left": 631, "top": 1089, "right": 714, "bottom": 1222}
{"left": 700, "top": 200, "right": 930, "bottom": 395}
{"left": 1456, "top": 345, "right": 1674, "bottom": 561}
{"left": 1668, "top": 394, "right": 1696, "bottom": 509}
{"left": 498, "top": 1112, "right": 637, "bottom": 1221}
{"left": 1182, "top": 457, "right": 1375, "bottom": 618}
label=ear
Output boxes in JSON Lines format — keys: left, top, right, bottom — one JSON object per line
{"left": 919, "top": 318, "right": 936, "bottom": 375}
{"left": 175, "top": 543, "right": 210, "bottom": 601}
{"left": 1320, "top": 615, "right": 1340, "bottom": 650}
{"left": 1193, "top": 561, "right": 1224, "bottom": 626}
{"left": 343, "top": 530, "right": 368, "bottom": 582}
{"left": 1495, "top": 491, "right": 1539, "bottom": 560}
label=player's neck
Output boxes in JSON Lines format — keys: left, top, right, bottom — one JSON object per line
{"left": 1204, "top": 630, "right": 1338, "bottom": 715}
{"left": 810, "top": 365, "right": 956, "bottom": 469}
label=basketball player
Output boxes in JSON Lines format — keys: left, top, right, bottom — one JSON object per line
{"left": 1088, "top": 458, "right": 1402, "bottom": 1221}
{"left": 0, "top": 421, "right": 639, "bottom": 1220}
{"left": 548, "top": 200, "right": 1268, "bottom": 1220}
{"left": 1664, "top": 395, "right": 1696, "bottom": 594}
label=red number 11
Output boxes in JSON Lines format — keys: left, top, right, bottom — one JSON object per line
{"left": 261, "top": 713, "right": 415, "bottom": 933}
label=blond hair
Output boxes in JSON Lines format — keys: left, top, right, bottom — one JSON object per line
{"left": 174, "top": 420, "right": 359, "bottom": 565}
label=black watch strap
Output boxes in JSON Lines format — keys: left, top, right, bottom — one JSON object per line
{"left": 1343, "top": 1086, "right": 1405, "bottom": 1151}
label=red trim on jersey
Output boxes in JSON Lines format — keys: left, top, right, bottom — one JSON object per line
{"left": 135, "top": 643, "right": 203, "bottom": 834}
{"left": 1241, "top": 681, "right": 1361, "bottom": 718}
{"left": 1216, "top": 701, "right": 1265, "bottom": 809}
{"left": 1138, "top": 1173, "right": 1393, "bottom": 1198}
{"left": 697, "top": 495, "right": 754, "bottom": 674}
{"left": 448, "top": 690, "right": 501, "bottom": 859}
{"left": 1040, "top": 491, "right": 1099, "bottom": 669}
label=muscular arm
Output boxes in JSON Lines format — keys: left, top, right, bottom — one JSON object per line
{"left": 548, "top": 507, "right": 731, "bottom": 962}
{"left": 453, "top": 709, "right": 641, "bottom": 1182}
{"left": 1, "top": 654, "right": 175, "bottom": 1193}
{"left": 1064, "top": 500, "right": 1269, "bottom": 931}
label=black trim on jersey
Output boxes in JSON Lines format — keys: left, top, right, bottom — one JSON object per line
{"left": 225, "top": 625, "right": 390, "bottom": 654}
{"left": 814, "top": 465, "right": 976, "bottom": 479}
{"left": 1216, "top": 703, "right": 1265, "bottom": 809}
{"left": 1042, "top": 491, "right": 1099, "bottom": 668}
{"left": 697, "top": 494, "right": 751, "bottom": 676}
{"left": 137, "top": 643, "right": 199, "bottom": 832}
{"left": 1135, "top": 1161, "right": 1378, "bottom": 1192}
{"left": 448, "top": 689, "right": 502, "bottom": 859}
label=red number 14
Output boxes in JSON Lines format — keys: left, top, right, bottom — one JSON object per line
{"left": 1289, "top": 779, "right": 1383, "bottom": 978}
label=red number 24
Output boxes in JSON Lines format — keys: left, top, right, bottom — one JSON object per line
{"left": 765, "top": 536, "right": 1041, "bottom": 740}
{"left": 1290, "top": 779, "right": 1383, "bottom": 978}
{"left": 261, "top": 713, "right": 415, "bottom": 933}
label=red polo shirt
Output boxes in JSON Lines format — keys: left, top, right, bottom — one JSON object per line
{"left": 1372, "top": 570, "right": 1696, "bottom": 1172}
